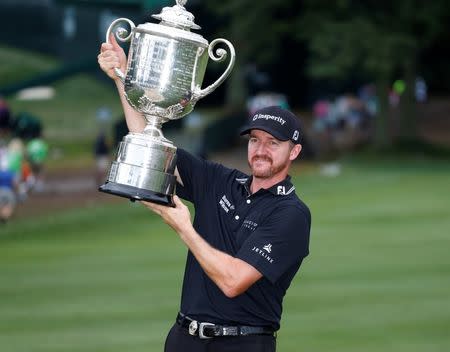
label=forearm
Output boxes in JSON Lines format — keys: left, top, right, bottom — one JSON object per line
{"left": 114, "top": 80, "right": 146, "bottom": 133}
{"left": 142, "top": 196, "right": 261, "bottom": 297}
{"left": 179, "top": 226, "right": 242, "bottom": 298}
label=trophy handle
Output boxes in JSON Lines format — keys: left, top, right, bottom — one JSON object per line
{"left": 105, "top": 18, "right": 136, "bottom": 83}
{"left": 193, "top": 38, "right": 236, "bottom": 100}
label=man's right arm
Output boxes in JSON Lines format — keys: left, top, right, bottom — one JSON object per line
{"left": 113, "top": 79, "right": 146, "bottom": 134}
{"left": 98, "top": 34, "right": 146, "bottom": 134}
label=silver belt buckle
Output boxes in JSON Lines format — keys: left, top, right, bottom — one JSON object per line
{"left": 188, "top": 320, "right": 198, "bottom": 336}
{"left": 199, "top": 322, "right": 215, "bottom": 339}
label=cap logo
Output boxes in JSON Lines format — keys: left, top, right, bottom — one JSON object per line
{"left": 292, "top": 130, "right": 299, "bottom": 141}
{"left": 252, "top": 114, "right": 286, "bottom": 125}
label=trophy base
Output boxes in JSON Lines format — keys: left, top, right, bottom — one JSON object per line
{"left": 99, "top": 131, "right": 178, "bottom": 207}
{"left": 99, "top": 181, "right": 175, "bottom": 207}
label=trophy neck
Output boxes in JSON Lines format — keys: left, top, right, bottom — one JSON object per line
{"left": 143, "top": 114, "right": 169, "bottom": 141}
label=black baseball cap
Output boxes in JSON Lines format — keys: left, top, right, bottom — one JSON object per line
{"left": 240, "top": 106, "right": 302, "bottom": 144}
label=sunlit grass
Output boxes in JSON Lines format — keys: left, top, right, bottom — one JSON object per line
{"left": 1, "top": 158, "right": 449, "bottom": 352}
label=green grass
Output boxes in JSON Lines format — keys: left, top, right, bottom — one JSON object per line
{"left": 0, "top": 45, "right": 58, "bottom": 85}
{"left": 1, "top": 157, "right": 449, "bottom": 351}
{"left": 0, "top": 202, "right": 183, "bottom": 352}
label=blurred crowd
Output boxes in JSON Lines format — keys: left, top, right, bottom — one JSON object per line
{"left": 310, "top": 78, "right": 428, "bottom": 157}
{"left": 0, "top": 68, "right": 430, "bottom": 224}
{"left": 0, "top": 97, "right": 48, "bottom": 223}
{"left": 310, "top": 86, "right": 376, "bottom": 156}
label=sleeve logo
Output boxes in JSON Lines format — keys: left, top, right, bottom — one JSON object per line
{"left": 263, "top": 243, "right": 272, "bottom": 253}
{"left": 252, "top": 245, "right": 274, "bottom": 264}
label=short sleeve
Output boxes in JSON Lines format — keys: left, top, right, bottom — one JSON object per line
{"left": 175, "top": 149, "right": 208, "bottom": 203}
{"left": 176, "top": 149, "right": 237, "bottom": 204}
{"left": 236, "top": 206, "right": 311, "bottom": 284}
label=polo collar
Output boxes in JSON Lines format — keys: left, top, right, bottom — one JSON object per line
{"left": 236, "top": 176, "right": 295, "bottom": 196}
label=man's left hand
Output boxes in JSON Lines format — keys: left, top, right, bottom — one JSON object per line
{"left": 141, "top": 195, "right": 192, "bottom": 234}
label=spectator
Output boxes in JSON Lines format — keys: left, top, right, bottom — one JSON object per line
{"left": 0, "top": 165, "right": 17, "bottom": 223}
{"left": 415, "top": 76, "right": 428, "bottom": 103}
{"left": 94, "top": 131, "right": 110, "bottom": 186}
{"left": 26, "top": 137, "right": 49, "bottom": 193}
{"left": 0, "top": 98, "right": 17, "bottom": 222}
{"left": 0, "top": 97, "right": 11, "bottom": 130}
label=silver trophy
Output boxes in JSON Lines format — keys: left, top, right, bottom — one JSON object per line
{"left": 99, "top": 0, "right": 235, "bottom": 206}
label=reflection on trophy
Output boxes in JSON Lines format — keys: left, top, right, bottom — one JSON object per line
{"left": 99, "top": 0, "right": 235, "bottom": 206}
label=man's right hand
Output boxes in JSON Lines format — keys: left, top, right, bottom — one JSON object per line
{"left": 97, "top": 33, "right": 127, "bottom": 81}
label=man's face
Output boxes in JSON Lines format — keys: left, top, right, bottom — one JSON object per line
{"left": 247, "top": 129, "right": 298, "bottom": 179}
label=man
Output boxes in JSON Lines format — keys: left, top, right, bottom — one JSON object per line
{"left": 0, "top": 111, "right": 18, "bottom": 223}
{"left": 98, "top": 36, "right": 311, "bottom": 352}
{"left": 0, "top": 166, "right": 17, "bottom": 224}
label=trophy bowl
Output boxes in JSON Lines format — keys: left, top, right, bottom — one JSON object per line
{"left": 99, "top": 0, "right": 235, "bottom": 206}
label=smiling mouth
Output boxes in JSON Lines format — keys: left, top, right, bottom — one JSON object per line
{"left": 253, "top": 156, "right": 271, "bottom": 162}
{"left": 252, "top": 157, "right": 272, "bottom": 167}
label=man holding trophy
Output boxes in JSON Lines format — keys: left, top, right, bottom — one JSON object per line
{"left": 98, "top": 1, "right": 311, "bottom": 351}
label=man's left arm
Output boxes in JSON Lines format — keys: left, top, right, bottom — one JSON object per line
{"left": 142, "top": 196, "right": 262, "bottom": 298}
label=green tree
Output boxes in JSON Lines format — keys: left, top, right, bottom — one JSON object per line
{"left": 205, "top": 0, "right": 299, "bottom": 109}
{"left": 297, "top": 0, "right": 449, "bottom": 148}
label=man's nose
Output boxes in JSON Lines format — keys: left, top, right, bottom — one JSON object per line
{"left": 254, "top": 142, "right": 268, "bottom": 155}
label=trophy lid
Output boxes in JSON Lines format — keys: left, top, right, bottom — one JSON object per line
{"left": 152, "top": 0, "right": 201, "bottom": 31}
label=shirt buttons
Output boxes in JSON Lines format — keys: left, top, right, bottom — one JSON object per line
{"left": 246, "top": 199, "right": 251, "bottom": 204}
{"left": 235, "top": 215, "right": 240, "bottom": 220}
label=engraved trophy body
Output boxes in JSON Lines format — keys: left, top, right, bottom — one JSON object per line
{"left": 99, "top": 0, "right": 235, "bottom": 206}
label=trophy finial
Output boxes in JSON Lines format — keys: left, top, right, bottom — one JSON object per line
{"left": 152, "top": 0, "right": 200, "bottom": 30}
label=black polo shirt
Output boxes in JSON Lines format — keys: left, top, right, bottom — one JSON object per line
{"left": 175, "top": 148, "right": 311, "bottom": 330}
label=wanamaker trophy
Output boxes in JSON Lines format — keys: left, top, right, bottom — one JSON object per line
{"left": 99, "top": 0, "right": 235, "bottom": 206}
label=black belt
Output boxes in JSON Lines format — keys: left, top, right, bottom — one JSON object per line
{"left": 176, "top": 312, "right": 276, "bottom": 339}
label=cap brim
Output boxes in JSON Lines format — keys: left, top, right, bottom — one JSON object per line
{"left": 239, "top": 125, "right": 289, "bottom": 141}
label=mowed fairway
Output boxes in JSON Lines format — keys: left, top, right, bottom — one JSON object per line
{"left": 1, "top": 157, "right": 449, "bottom": 352}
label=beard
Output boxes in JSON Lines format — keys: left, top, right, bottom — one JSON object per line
{"left": 249, "top": 156, "right": 285, "bottom": 178}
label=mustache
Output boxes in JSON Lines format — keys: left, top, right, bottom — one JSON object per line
{"left": 251, "top": 156, "right": 272, "bottom": 163}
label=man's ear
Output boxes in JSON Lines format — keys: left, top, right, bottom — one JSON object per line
{"left": 289, "top": 144, "right": 302, "bottom": 161}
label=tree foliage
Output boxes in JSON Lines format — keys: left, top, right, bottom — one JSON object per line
{"left": 204, "top": 0, "right": 300, "bottom": 107}
{"left": 206, "top": 0, "right": 450, "bottom": 146}
{"left": 297, "top": 0, "right": 448, "bottom": 78}
{"left": 297, "top": 0, "right": 450, "bottom": 146}
{"left": 205, "top": 0, "right": 297, "bottom": 64}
